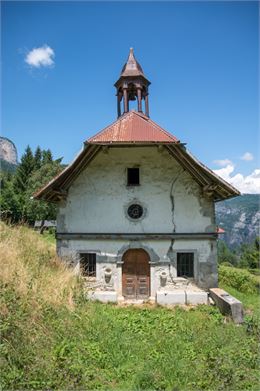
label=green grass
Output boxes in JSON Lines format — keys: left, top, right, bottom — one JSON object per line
{"left": 41, "top": 230, "right": 56, "bottom": 245}
{"left": 219, "top": 283, "right": 259, "bottom": 313}
{"left": 1, "top": 223, "right": 259, "bottom": 390}
{"left": 2, "top": 293, "right": 259, "bottom": 390}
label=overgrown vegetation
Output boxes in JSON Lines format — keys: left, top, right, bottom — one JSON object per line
{"left": 0, "top": 223, "right": 259, "bottom": 390}
{"left": 219, "top": 265, "right": 259, "bottom": 294}
{"left": 0, "top": 222, "right": 79, "bottom": 308}
{"left": 218, "top": 237, "right": 259, "bottom": 269}
{"left": 0, "top": 146, "right": 64, "bottom": 224}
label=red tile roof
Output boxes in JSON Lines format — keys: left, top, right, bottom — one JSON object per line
{"left": 87, "top": 111, "right": 179, "bottom": 144}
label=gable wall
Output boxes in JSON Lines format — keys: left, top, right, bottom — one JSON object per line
{"left": 57, "top": 146, "right": 215, "bottom": 234}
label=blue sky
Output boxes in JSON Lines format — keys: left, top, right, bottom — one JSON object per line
{"left": 2, "top": 1, "right": 259, "bottom": 192}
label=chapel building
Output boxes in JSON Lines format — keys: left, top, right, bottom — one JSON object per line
{"left": 34, "top": 49, "right": 239, "bottom": 305}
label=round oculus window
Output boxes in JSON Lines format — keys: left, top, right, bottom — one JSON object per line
{"left": 127, "top": 204, "right": 143, "bottom": 220}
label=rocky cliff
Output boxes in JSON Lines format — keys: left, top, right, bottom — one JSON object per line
{"left": 216, "top": 194, "right": 260, "bottom": 248}
{"left": 0, "top": 137, "right": 18, "bottom": 172}
{"left": 0, "top": 137, "right": 18, "bottom": 164}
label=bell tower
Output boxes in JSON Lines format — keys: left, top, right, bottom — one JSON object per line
{"left": 114, "top": 48, "right": 151, "bottom": 118}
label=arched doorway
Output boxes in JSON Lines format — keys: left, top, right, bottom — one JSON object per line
{"left": 122, "top": 249, "right": 150, "bottom": 299}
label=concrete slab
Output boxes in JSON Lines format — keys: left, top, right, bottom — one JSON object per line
{"left": 186, "top": 291, "right": 208, "bottom": 305}
{"left": 156, "top": 291, "right": 186, "bottom": 305}
{"left": 209, "top": 288, "right": 243, "bottom": 324}
{"left": 87, "top": 290, "right": 117, "bottom": 303}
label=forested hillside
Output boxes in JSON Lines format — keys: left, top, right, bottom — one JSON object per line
{"left": 0, "top": 145, "right": 63, "bottom": 224}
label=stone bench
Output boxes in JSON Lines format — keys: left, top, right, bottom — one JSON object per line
{"left": 209, "top": 288, "right": 243, "bottom": 324}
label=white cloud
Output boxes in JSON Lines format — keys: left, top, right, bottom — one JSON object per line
{"left": 25, "top": 45, "right": 55, "bottom": 68}
{"left": 213, "top": 159, "right": 233, "bottom": 167}
{"left": 213, "top": 164, "right": 260, "bottom": 194}
{"left": 240, "top": 152, "right": 254, "bottom": 161}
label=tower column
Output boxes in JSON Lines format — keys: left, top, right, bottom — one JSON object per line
{"left": 145, "top": 94, "right": 149, "bottom": 117}
{"left": 117, "top": 93, "right": 122, "bottom": 118}
{"left": 123, "top": 88, "right": 129, "bottom": 113}
{"left": 137, "top": 88, "right": 142, "bottom": 112}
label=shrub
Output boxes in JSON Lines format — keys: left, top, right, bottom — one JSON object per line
{"left": 219, "top": 265, "right": 259, "bottom": 294}
{"left": 221, "top": 261, "right": 233, "bottom": 267}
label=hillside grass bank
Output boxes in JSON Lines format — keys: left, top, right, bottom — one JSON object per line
{"left": 0, "top": 223, "right": 259, "bottom": 390}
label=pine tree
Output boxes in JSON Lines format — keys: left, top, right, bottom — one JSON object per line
{"left": 24, "top": 161, "right": 63, "bottom": 224}
{"left": 2, "top": 145, "right": 63, "bottom": 224}
{"left": 42, "top": 149, "right": 53, "bottom": 165}
{"left": 34, "top": 146, "right": 42, "bottom": 170}
{"left": 14, "top": 146, "right": 35, "bottom": 192}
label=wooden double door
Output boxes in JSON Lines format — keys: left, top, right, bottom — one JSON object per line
{"left": 122, "top": 249, "right": 150, "bottom": 299}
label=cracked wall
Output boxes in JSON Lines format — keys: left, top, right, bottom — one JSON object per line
{"left": 56, "top": 146, "right": 217, "bottom": 292}
{"left": 57, "top": 147, "right": 215, "bottom": 234}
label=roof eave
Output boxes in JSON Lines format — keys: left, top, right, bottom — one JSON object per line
{"left": 33, "top": 144, "right": 101, "bottom": 203}
{"left": 114, "top": 75, "right": 151, "bottom": 88}
{"left": 165, "top": 144, "right": 240, "bottom": 201}
{"left": 86, "top": 141, "right": 180, "bottom": 146}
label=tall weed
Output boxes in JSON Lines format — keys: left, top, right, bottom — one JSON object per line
{"left": 0, "top": 222, "right": 80, "bottom": 309}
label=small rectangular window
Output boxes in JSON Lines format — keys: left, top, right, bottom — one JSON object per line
{"left": 127, "top": 168, "right": 140, "bottom": 186}
{"left": 177, "top": 253, "right": 194, "bottom": 278}
{"left": 79, "top": 253, "right": 96, "bottom": 277}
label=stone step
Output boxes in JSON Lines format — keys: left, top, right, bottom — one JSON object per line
{"left": 157, "top": 290, "right": 208, "bottom": 305}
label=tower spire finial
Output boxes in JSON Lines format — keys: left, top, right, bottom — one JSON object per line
{"left": 114, "top": 49, "right": 151, "bottom": 118}
{"left": 129, "top": 47, "right": 134, "bottom": 57}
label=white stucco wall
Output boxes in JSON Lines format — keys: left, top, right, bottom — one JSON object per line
{"left": 56, "top": 146, "right": 218, "bottom": 295}
{"left": 57, "top": 146, "right": 215, "bottom": 234}
{"left": 57, "top": 237, "right": 217, "bottom": 297}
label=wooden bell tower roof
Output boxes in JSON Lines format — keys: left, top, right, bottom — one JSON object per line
{"left": 120, "top": 48, "right": 147, "bottom": 78}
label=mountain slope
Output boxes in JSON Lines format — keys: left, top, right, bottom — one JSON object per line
{"left": 216, "top": 194, "right": 260, "bottom": 248}
{"left": 0, "top": 137, "right": 18, "bottom": 173}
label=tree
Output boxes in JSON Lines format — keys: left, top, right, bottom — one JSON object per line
{"left": 14, "top": 146, "right": 35, "bottom": 192}
{"left": 217, "top": 240, "right": 239, "bottom": 266}
{"left": 239, "top": 239, "right": 260, "bottom": 269}
{"left": 42, "top": 149, "right": 53, "bottom": 165}
{"left": 34, "top": 146, "right": 42, "bottom": 170}
{"left": 24, "top": 161, "right": 63, "bottom": 224}
{"left": 1, "top": 145, "right": 63, "bottom": 225}
{"left": 0, "top": 173, "right": 22, "bottom": 222}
